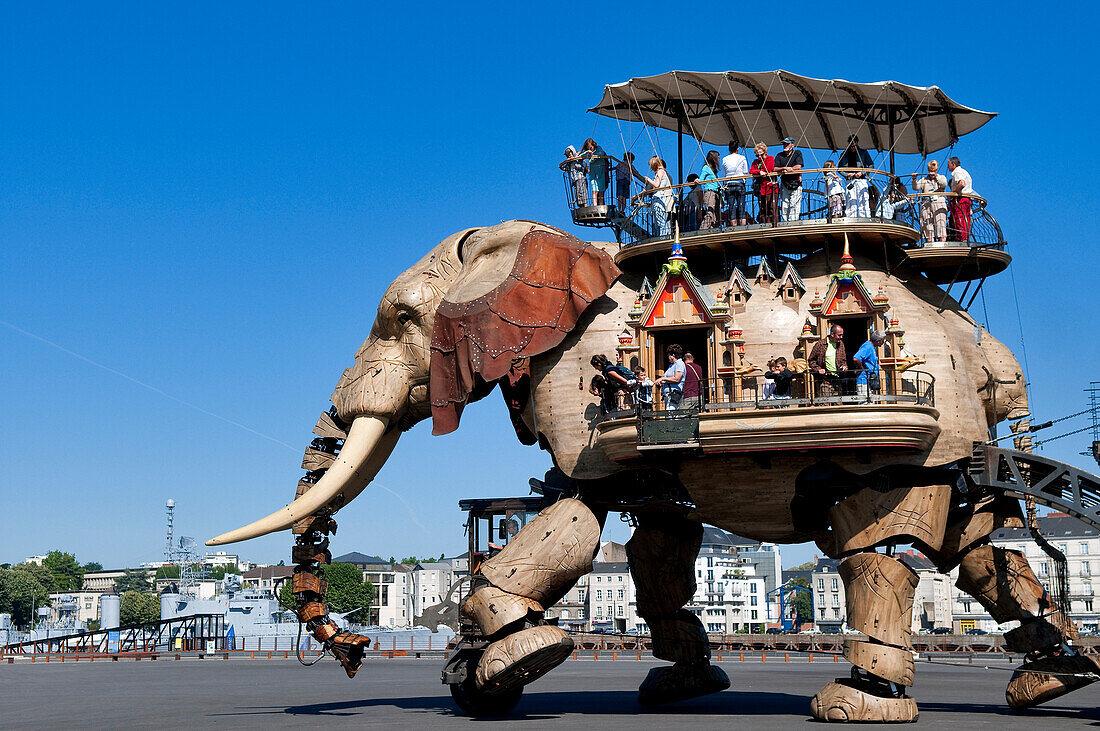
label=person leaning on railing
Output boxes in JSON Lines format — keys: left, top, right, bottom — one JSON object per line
{"left": 720, "top": 143, "right": 749, "bottom": 226}
{"left": 563, "top": 146, "right": 588, "bottom": 207}
{"left": 643, "top": 156, "right": 674, "bottom": 237}
{"left": 838, "top": 136, "right": 874, "bottom": 217}
{"left": 750, "top": 143, "right": 778, "bottom": 223}
{"left": 774, "top": 137, "right": 804, "bottom": 222}
{"left": 808, "top": 323, "right": 848, "bottom": 397}
{"left": 615, "top": 152, "right": 637, "bottom": 212}
{"left": 579, "top": 138, "right": 609, "bottom": 206}
{"left": 699, "top": 151, "right": 722, "bottom": 230}
{"left": 911, "top": 160, "right": 948, "bottom": 243}
{"left": 652, "top": 344, "right": 686, "bottom": 410}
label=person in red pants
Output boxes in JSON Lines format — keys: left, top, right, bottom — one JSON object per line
{"left": 947, "top": 156, "right": 975, "bottom": 242}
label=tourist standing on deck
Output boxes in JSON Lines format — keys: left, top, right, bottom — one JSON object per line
{"left": 839, "top": 136, "right": 873, "bottom": 217}
{"left": 808, "top": 323, "right": 848, "bottom": 397}
{"left": 853, "top": 330, "right": 886, "bottom": 401}
{"left": 699, "top": 151, "right": 722, "bottom": 230}
{"left": 947, "top": 156, "right": 975, "bottom": 242}
{"left": 720, "top": 142, "right": 748, "bottom": 226}
{"left": 774, "top": 137, "right": 804, "bottom": 222}
{"left": 823, "top": 160, "right": 845, "bottom": 219}
{"left": 683, "top": 174, "right": 703, "bottom": 231}
{"left": 633, "top": 367, "right": 653, "bottom": 411}
{"left": 564, "top": 146, "right": 587, "bottom": 207}
{"left": 643, "top": 156, "right": 673, "bottom": 237}
{"left": 750, "top": 143, "right": 777, "bottom": 223}
{"left": 616, "top": 152, "right": 637, "bottom": 212}
{"left": 580, "top": 138, "right": 609, "bottom": 206}
{"left": 911, "top": 160, "right": 948, "bottom": 243}
{"left": 653, "top": 344, "right": 686, "bottom": 410}
{"left": 681, "top": 352, "right": 705, "bottom": 409}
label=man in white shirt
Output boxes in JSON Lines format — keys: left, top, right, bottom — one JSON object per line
{"left": 946, "top": 156, "right": 975, "bottom": 242}
{"left": 719, "top": 142, "right": 748, "bottom": 226}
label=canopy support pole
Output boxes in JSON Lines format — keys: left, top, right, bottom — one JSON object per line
{"left": 888, "top": 112, "right": 896, "bottom": 175}
{"left": 677, "top": 112, "right": 684, "bottom": 209}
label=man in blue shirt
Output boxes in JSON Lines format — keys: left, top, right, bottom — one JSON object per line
{"left": 853, "top": 330, "right": 886, "bottom": 401}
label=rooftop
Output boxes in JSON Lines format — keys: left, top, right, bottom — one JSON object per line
{"left": 993, "top": 513, "right": 1098, "bottom": 541}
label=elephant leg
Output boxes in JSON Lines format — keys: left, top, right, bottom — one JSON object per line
{"left": 811, "top": 484, "right": 952, "bottom": 723}
{"left": 627, "top": 512, "right": 730, "bottom": 707}
{"left": 455, "top": 498, "right": 601, "bottom": 701}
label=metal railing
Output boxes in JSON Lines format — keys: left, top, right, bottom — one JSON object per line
{"left": 605, "top": 369, "right": 935, "bottom": 417}
{"left": 555, "top": 159, "right": 1004, "bottom": 251}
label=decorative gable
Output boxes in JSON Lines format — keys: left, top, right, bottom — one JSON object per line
{"left": 639, "top": 240, "right": 725, "bottom": 328}
{"left": 777, "top": 262, "right": 806, "bottom": 304}
{"left": 725, "top": 267, "right": 754, "bottom": 309}
{"left": 815, "top": 236, "right": 888, "bottom": 318}
{"left": 754, "top": 258, "right": 776, "bottom": 284}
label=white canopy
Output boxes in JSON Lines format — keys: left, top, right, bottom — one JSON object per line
{"left": 588, "top": 70, "right": 996, "bottom": 155}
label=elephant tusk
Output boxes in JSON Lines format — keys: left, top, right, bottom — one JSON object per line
{"left": 205, "top": 415, "right": 397, "bottom": 546}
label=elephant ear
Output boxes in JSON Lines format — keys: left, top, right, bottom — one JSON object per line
{"left": 429, "top": 222, "right": 621, "bottom": 436}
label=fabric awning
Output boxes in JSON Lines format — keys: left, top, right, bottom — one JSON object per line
{"left": 588, "top": 70, "right": 996, "bottom": 155}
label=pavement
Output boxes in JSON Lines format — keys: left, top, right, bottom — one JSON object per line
{"left": 2, "top": 656, "right": 1098, "bottom": 729}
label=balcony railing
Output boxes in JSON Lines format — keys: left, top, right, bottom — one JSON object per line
{"left": 560, "top": 161, "right": 1005, "bottom": 252}
{"left": 603, "top": 369, "right": 935, "bottom": 417}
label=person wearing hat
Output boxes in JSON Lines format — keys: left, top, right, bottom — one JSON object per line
{"left": 774, "top": 136, "right": 804, "bottom": 222}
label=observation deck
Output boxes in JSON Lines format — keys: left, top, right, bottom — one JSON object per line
{"left": 560, "top": 159, "right": 1008, "bottom": 285}
{"left": 593, "top": 371, "right": 939, "bottom": 462}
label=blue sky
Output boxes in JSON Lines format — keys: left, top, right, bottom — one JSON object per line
{"left": 1, "top": 2, "right": 1096, "bottom": 570}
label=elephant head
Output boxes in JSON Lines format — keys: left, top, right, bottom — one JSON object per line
{"left": 207, "top": 221, "right": 620, "bottom": 545}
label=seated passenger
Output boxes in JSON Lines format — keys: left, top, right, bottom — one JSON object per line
{"left": 750, "top": 143, "right": 777, "bottom": 223}
{"left": 633, "top": 366, "right": 654, "bottom": 410}
{"left": 699, "top": 151, "right": 722, "bottom": 230}
{"left": 878, "top": 179, "right": 911, "bottom": 223}
{"left": 652, "top": 344, "right": 686, "bottom": 410}
{"left": 720, "top": 142, "right": 749, "bottom": 226}
{"left": 763, "top": 357, "right": 794, "bottom": 401}
{"left": 564, "top": 146, "right": 587, "bottom": 207}
{"left": 839, "top": 136, "right": 873, "bottom": 217}
{"left": 823, "top": 160, "right": 845, "bottom": 220}
{"left": 615, "top": 152, "right": 637, "bottom": 211}
{"left": 911, "top": 160, "right": 948, "bottom": 243}
{"left": 643, "top": 156, "right": 674, "bottom": 237}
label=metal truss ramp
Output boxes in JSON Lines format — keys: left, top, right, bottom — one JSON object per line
{"left": 971, "top": 444, "right": 1100, "bottom": 530}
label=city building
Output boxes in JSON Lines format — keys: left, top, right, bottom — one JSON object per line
{"left": 409, "top": 562, "right": 456, "bottom": 621}
{"left": 812, "top": 558, "right": 845, "bottom": 632}
{"left": 688, "top": 550, "right": 768, "bottom": 633}
{"left": 587, "top": 562, "right": 640, "bottom": 632}
{"left": 81, "top": 569, "right": 128, "bottom": 594}
{"left": 953, "top": 513, "right": 1100, "bottom": 633}
{"left": 242, "top": 566, "right": 294, "bottom": 595}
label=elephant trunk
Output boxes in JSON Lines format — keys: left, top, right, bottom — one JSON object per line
{"left": 206, "top": 415, "right": 398, "bottom": 545}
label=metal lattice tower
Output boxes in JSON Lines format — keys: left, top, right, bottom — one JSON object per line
{"left": 164, "top": 499, "right": 175, "bottom": 563}
{"left": 1083, "top": 382, "right": 1100, "bottom": 467}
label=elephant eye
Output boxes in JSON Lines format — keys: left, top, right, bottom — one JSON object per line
{"left": 396, "top": 311, "right": 413, "bottom": 326}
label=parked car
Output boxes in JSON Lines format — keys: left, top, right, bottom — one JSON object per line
{"left": 930, "top": 627, "right": 952, "bottom": 635}
{"left": 965, "top": 628, "right": 988, "bottom": 635}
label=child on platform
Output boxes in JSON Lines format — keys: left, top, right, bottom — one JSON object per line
{"left": 763, "top": 357, "right": 795, "bottom": 402}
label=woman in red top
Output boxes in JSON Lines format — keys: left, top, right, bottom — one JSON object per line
{"left": 750, "top": 142, "right": 777, "bottom": 223}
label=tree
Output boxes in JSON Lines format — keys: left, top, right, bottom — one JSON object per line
{"left": 323, "top": 563, "right": 375, "bottom": 620}
{"left": 116, "top": 569, "right": 152, "bottom": 593}
{"left": 43, "top": 551, "right": 85, "bottom": 592}
{"left": 278, "top": 581, "right": 295, "bottom": 612}
{"left": 155, "top": 565, "right": 181, "bottom": 580}
{"left": 119, "top": 591, "right": 160, "bottom": 626}
{"left": 0, "top": 566, "right": 53, "bottom": 626}
{"left": 399, "top": 556, "right": 420, "bottom": 565}
{"left": 787, "top": 561, "right": 815, "bottom": 572}
{"left": 82, "top": 561, "right": 103, "bottom": 573}
{"left": 209, "top": 564, "right": 241, "bottom": 580}
{"left": 789, "top": 577, "right": 813, "bottom": 626}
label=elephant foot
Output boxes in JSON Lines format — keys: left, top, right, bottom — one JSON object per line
{"left": 810, "top": 679, "right": 918, "bottom": 723}
{"left": 637, "top": 662, "right": 730, "bottom": 707}
{"left": 1005, "top": 652, "right": 1100, "bottom": 710}
{"left": 474, "top": 625, "right": 573, "bottom": 696}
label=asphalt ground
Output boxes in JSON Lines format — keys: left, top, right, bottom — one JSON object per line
{"left": 1, "top": 656, "right": 1098, "bottom": 729}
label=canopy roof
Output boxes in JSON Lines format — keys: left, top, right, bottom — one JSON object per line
{"left": 588, "top": 70, "right": 996, "bottom": 156}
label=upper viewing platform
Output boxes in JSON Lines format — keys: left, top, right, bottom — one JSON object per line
{"left": 561, "top": 71, "right": 1009, "bottom": 287}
